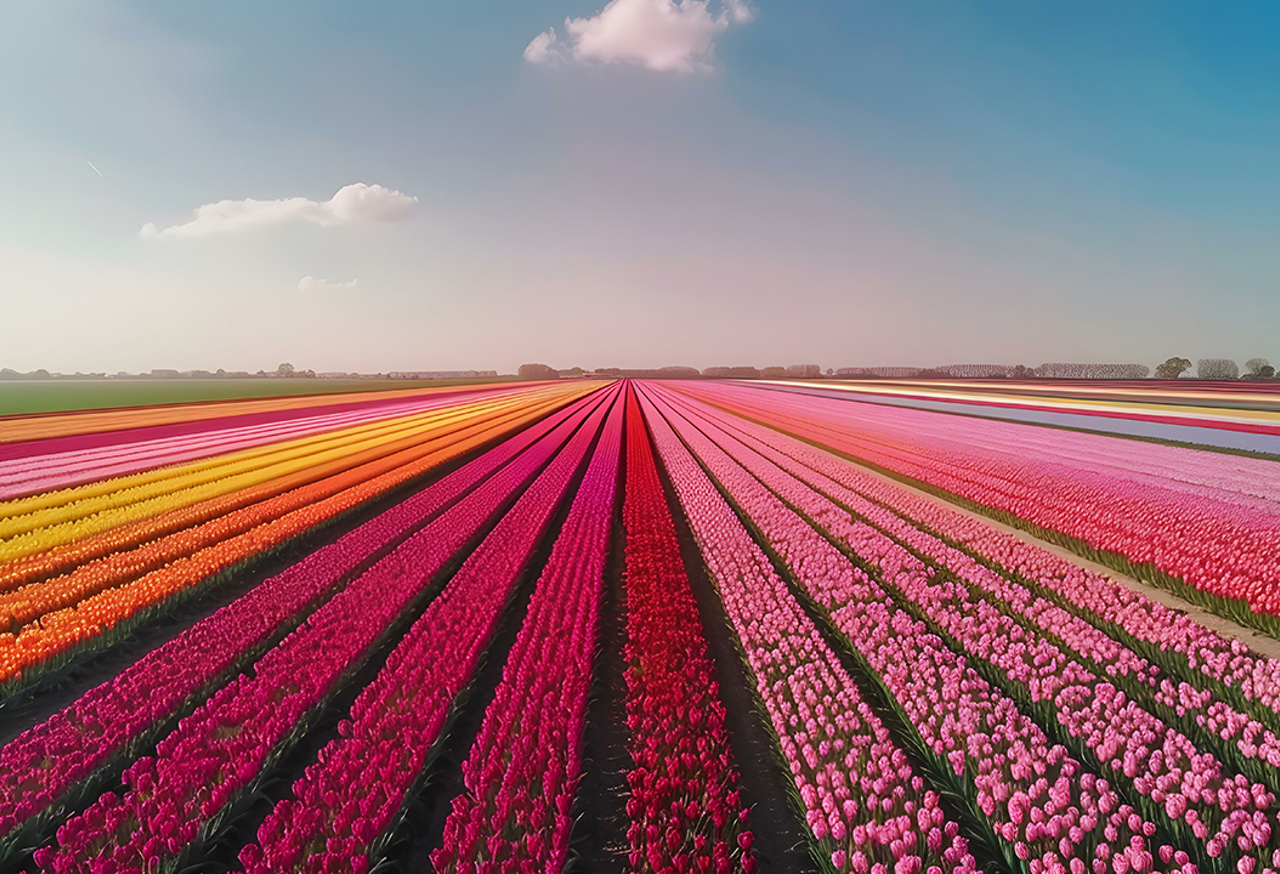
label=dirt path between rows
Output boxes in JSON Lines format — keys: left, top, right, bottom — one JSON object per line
{"left": 848, "top": 459, "right": 1280, "bottom": 662}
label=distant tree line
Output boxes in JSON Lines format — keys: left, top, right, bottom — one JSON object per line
{"left": 0, "top": 364, "right": 321, "bottom": 380}
{"left": 518, "top": 364, "right": 832, "bottom": 381}
{"left": 11, "top": 357, "right": 1276, "bottom": 385}
{"left": 386, "top": 370, "right": 498, "bottom": 379}
{"left": 0, "top": 364, "right": 512, "bottom": 381}
{"left": 833, "top": 363, "right": 1154, "bottom": 380}
{"left": 1154, "top": 357, "right": 1276, "bottom": 380}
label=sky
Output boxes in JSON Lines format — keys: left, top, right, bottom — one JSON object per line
{"left": 2, "top": 0, "right": 1278, "bottom": 374}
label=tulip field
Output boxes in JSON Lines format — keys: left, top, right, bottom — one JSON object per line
{"left": 2, "top": 379, "right": 1279, "bottom": 874}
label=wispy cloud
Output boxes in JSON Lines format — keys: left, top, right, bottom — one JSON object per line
{"left": 524, "top": 0, "right": 753, "bottom": 73}
{"left": 297, "top": 276, "right": 358, "bottom": 291}
{"left": 140, "top": 183, "right": 418, "bottom": 239}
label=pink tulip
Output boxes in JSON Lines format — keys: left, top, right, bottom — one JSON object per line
{"left": 428, "top": 395, "right": 624, "bottom": 871}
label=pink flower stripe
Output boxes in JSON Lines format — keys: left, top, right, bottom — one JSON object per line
{"left": 677, "top": 382, "right": 1280, "bottom": 615}
{"left": 667, "top": 386, "right": 1280, "bottom": 742}
{"left": 701, "top": 384, "right": 1280, "bottom": 504}
{"left": 635, "top": 387, "right": 976, "bottom": 874}
{"left": 29, "top": 391, "right": 612, "bottom": 874}
{"left": 641, "top": 384, "right": 1177, "bottom": 874}
{"left": 0, "top": 389, "right": 607, "bottom": 851}
{"left": 657, "top": 384, "right": 1280, "bottom": 873}
{"left": 235, "top": 384, "right": 623, "bottom": 874}
{"left": 430, "top": 391, "right": 625, "bottom": 872}
{"left": 661, "top": 389, "right": 1280, "bottom": 788}
{"left": 661, "top": 382, "right": 1280, "bottom": 874}
{"left": 620, "top": 390, "right": 755, "bottom": 874}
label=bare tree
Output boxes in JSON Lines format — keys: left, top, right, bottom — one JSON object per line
{"left": 702, "top": 366, "right": 760, "bottom": 379}
{"left": 1196, "top": 359, "right": 1239, "bottom": 380}
{"left": 1244, "top": 358, "right": 1275, "bottom": 380}
{"left": 784, "top": 364, "right": 821, "bottom": 378}
{"left": 1035, "top": 363, "right": 1149, "bottom": 379}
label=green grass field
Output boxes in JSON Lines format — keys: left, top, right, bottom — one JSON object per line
{"left": 0, "top": 377, "right": 523, "bottom": 417}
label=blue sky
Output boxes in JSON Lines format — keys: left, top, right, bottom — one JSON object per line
{"left": 2, "top": 0, "right": 1277, "bottom": 373}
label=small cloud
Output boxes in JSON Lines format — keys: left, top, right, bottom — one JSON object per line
{"left": 141, "top": 183, "right": 418, "bottom": 239}
{"left": 298, "top": 276, "right": 358, "bottom": 291}
{"left": 524, "top": 0, "right": 753, "bottom": 73}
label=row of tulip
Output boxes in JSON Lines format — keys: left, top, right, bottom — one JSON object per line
{"left": 641, "top": 384, "right": 1180, "bottom": 874}
{"left": 677, "top": 382, "right": 1280, "bottom": 618}
{"left": 0, "top": 394, "right": 561, "bottom": 626}
{"left": 785, "top": 378, "right": 1280, "bottom": 445}
{"left": 0, "top": 393, "right": 583, "bottom": 689}
{"left": 0, "top": 378, "right": 532, "bottom": 450}
{"left": 430, "top": 392, "right": 625, "bottom": 871}
{"left": 0, "top": 401, "right": 466, "bottom": 528}
{"left": 701, "top": 382, "right": 1276, "bottom": 504}
{"left": 0, "top": 391, "right": 564, "bottom": 565}
{"left": 661, "top": 383, "right": 1280, "bottom": 874}
{"left": 620, "top": 390, "right": 755, "bottom": 874}
{"left": 28, "top": 388, "right": 613, "bottom": 873}
{"left": 237, "top": 385, "right": 621, "bottom": 873}
{"left": 864, "top": 545, "right": 1270, "bottom": 874}
{"left": 662, "top": 390, "right": 1280, "bottom": 784}
{"left": 635, "top": 387, "right": 977, "bottom": 874}
{"left": 0, "top": 390, "right": 576, "bottom": 598}
{"left": 0, "top": 388, "right": 608, "bottom": 860}
{"left": 851, "top": 481, "right": 1280, "bottom": 721}
{"left": 657, "top": 384, "right": 1280, "bottom": 873}
{"left": 0, "top": 386, "right": 547, "bottom": 500}
{"left": 674, "top": 395, "right": 1280, "bottom": 713}
{"left": 746, "top": 405, "right": 1280, "bottom": 781}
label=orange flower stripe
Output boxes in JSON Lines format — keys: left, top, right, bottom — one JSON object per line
{"left": 0, "top": 394, "right": 572, "bottom": 631}
{"left": 0, "top": 393, "right": 565, "bottom": 595}
{"left": 0, "top": 383, "right": 598, "bottom": 683}
{"left": 0, "top": 388, "right": 573, "bottom": 563}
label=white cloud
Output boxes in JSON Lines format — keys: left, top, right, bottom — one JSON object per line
{"left": 524, "top": 0, "right": 753, "bottom": 73}
{"left": 140, "top": 183, "right": 418, "bottom": 239}
{"left": 297, "top": 276, "right": 358, "bottom": 292}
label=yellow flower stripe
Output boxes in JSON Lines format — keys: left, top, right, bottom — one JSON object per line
{"left": 2, "top": 384, "right": 562, "bottom": 522}
{"left": 0, "top": 384, "right": 588, "bottom": 563}
{"left": 0, "top": 386, "right": 590, "bottom": 632}
{"left": 0, "top": 396, "right": 501, "bottom": 535}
